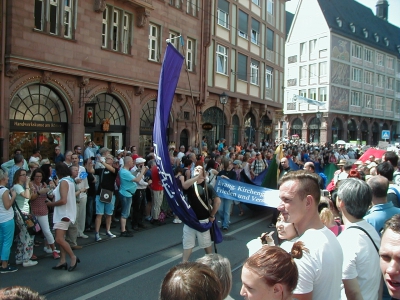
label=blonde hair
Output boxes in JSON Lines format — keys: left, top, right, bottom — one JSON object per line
{"left": 29, "top": 161, "right": 39, "bottom": 169}
{"left": 319, "top": 207, "right": 334, "bottom": 226}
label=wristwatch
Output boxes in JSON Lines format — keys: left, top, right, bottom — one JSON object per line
{"left": 210, "top": 215, "right": 215, "bottom": 218}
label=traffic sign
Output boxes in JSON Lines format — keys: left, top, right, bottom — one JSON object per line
{"left": 382, "top": 130, "right": 390, "bottom": 140}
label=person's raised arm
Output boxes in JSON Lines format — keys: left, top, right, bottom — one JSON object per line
{"left": 180, "top": 174, "right": 200, "bottom": 190}
{"left": 101, "top": 160, "right": 115, "bottom": 173}
{"left": 86, "top": 161, "right": 95, "bottom": 174}
{"left": 133, "top": 166, "right": 147, "bottom": 183}
{"left": 47, "top": 180, "right": 68, "bottom": 207}
{"left": 19, "top": 178, "right": 31, "bottom": 199}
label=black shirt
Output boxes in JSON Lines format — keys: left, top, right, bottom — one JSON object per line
{"left": 95, "top": 168, "right": 118, "bottom": 194}
{"left": 185, "top": 181, "right": 218, "bottom": 220}
{"left": 279, "top": 165, "right": 292, "bottom": 179}
{"left": 86, "top": 168, "right": 96, "bottom": 196}
{"left": 217, "top": 169, "right": 237, "bottom": 180}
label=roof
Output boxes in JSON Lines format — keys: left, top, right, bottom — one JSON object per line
{"left": 285, "top": 11, "right": 294, "bottom": 39}
{"left": 317, "top": 0, "right": 400, "bottom": 58}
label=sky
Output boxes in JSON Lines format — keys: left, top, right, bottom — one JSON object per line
{"left": 286, "top": 0, "right": 400, "bottom": 28}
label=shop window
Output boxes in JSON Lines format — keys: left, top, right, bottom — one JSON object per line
{"left": 9, "top": 84, "right": 68, "bottom": 161}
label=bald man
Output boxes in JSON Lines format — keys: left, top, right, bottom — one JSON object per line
{"left": 365, "top": 175, "right": 400, "bottom": 235}
{"left": 304, "top": 162, "right": 315, "bottom": 172}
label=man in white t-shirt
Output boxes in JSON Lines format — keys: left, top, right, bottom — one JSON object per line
{"left": 336, "top": 178, "right": 381, "bottom": 300}
{"left": 277, "top": 171, "right": 343, "bottom": 300}
{"left": 177, "top": 145, "right": 185, "bottom": 161}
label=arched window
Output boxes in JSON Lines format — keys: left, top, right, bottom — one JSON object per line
{"left": 92, "top": 93, "right": 126, "bottom": 126}
{"left": 9, "top": 84, "right": 68, "bottom": 161}
{"left": 138, "top": 99, "right": 172, "bottom": 154}
{"left": 308, "top": 117, "right": 321, "bottom": 143}
{"left": 332, "top": 118, "right": 343, "bottom": 143}
{"left": 10, "top": 84, "right": 67, "bottom": 122}
{"left": 260, "top": 115, "right": 272, "bottom": 141}
{"left": 180, "top": 129, "right": 189, "bottom": 149}
{"left": 202, "top": 107, "right": 225, "bottom": 144}
{"left": 232, "top": 115, "right": 240, "bottom": 145}
{"left": 291, "top": 118, "right": 302, "bottom": 138}
{"left": 372, "top": 122, "right": 379, "bottom": 145}
{"left": 140, "top": 100, "right": 156, "bottom": 135}
{"left": 360, "top": 121, "right": 368, "bottom": 144}
{"left": 244, "top": 112, "right": 256, "bottom": 143}
{"left": 347, "top": 119, "right": 357, "bottom": 141}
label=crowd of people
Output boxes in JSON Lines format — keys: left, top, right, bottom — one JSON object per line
{"left": 1, "top": 137, "right": 400, "bottom": 300}
{"left": 0, "top": 143, "right": 166, "bottom": 273}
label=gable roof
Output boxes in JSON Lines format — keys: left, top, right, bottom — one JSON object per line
{"left": 317, "top": 0, "right": 400, "bottom": 58}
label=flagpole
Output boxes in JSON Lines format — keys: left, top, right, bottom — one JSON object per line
{"left": 180, "top": 39, "right": 200, "bottom": 148}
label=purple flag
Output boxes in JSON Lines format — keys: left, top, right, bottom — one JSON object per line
{"left": 153, "top": 44, "right": 211, "bottom": 232}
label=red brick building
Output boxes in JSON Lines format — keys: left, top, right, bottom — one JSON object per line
{"left": 0, "top": 0, "right": 208, "bottom": 161}
{"left": 0, "top": 0, "right": 290, "bottom": 162}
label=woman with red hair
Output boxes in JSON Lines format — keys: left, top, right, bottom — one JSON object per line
{"left": 348, "top": 169, "right": 361, "bottom": 179}
{"left": 240, "top": 241, "right": 307, "bottom": 300}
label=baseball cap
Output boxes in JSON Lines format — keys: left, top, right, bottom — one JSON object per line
{"left": 136, "top": 157, "right": 146, "bottom": 164}
{"left": 99, "top": 147, "right": 111, "bottom": 155}
{"left": 116, "top": 149, "right": 124, "bottom": 155}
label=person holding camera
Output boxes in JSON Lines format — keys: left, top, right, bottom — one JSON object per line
{"left": 93, "top": 154, "right": 118, "bottom": 242}
{"left": 119, "top": 156, "right": 147, "bottom": 237}
{"left": 130, "top": 157, "right": 151, "bottom": 230}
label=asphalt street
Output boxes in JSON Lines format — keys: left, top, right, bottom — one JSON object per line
{"left": 0, "top": 206, "right": 274, "bottom": 299}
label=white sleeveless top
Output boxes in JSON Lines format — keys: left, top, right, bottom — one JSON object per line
{"left": 53, "top": 177, "right": 77, "bottom": 224}
{"left": 0, "top": 186, "right": 13, "bottom": 223}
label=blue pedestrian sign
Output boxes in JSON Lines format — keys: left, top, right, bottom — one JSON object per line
{"left": 382, "top": 130, "right": 390, "bottom": 140}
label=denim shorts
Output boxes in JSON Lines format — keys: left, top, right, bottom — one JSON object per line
{"left": 95, "top": 194, "right": 115, "bottom": 216}
{"left": 119, "top": 193, "right": 133, "bottom": 219}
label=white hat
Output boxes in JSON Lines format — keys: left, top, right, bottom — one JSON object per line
{"left": 29, "top": 157, "right": 40, "bottom": 164}
{"left": 116, "top": 149, "right": 124, "bottom": 155}
{"left": 136, "top": 157, "right": 146, "bottom": 164}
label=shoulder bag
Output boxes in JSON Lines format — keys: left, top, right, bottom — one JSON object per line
{"left": 99, "top": 169, "right": 113, "bottom": 203}
{"left": 347, "top": 226, "right": 379, "bottom": 253}
{"left": 13, "top": 201, "right": 41, "bottom": 236}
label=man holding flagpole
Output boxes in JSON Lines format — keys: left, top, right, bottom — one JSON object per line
{"left": 153, "top": 43, "right": 222, "bottom": 262}
{"left": 182, "top": 165, "right": 221, "bottom": 262}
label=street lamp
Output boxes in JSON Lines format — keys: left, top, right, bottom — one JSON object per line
{"left": 219, "top": 92, "right": 228, "bottom": 139}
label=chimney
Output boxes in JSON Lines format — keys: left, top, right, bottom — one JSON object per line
{"left": 376, "top": 0, "right": 389, "bottom": 21}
